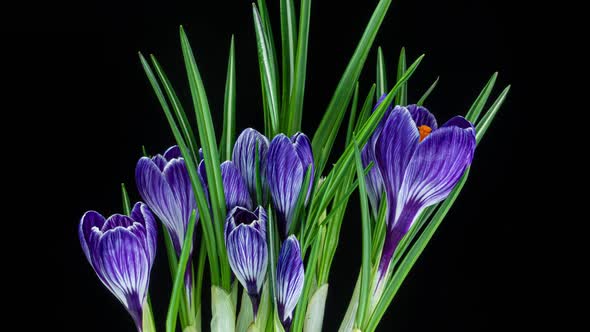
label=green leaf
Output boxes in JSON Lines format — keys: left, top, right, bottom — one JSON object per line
{"left": 121, "top": 183, "right": 131, "bottom": 216}
{"left": 221, "top": 36, "right": 236, "bottom": 161}
{"left": 465, "top": 72, "right": 498, "bottom": 124}
{"left": 303, "top": 162, "right": 372, "bottom": 252}
{"left": 166, "top": 210, "right": 198, "bottom": 332}
{"left": 257, "top": 0, "right": 280, "bottom": 100}
{"left": 376, "top": 47, "right": 387, "bottom": 99}
{"left": 149, "top": 55, "right": 200, "bottom": 161}
{"left": 288, "top": 166, "right": 312, "bottom": 237}
{"left": 395, "top": 47, "right": 407, "bottom": 106}
{"left": 354, "top": 84, "right": 377, "bottom": 133}
{"left": 345, "top": 82, "right": 360, "bottom": 146}
{"left": 312, "top": 0, "right": 393, "bottom": 177}
{"left": 416, "top": 76, "right": 439, "bottom": 106}
{"left": 280, "top": 0, "right": 298, "bottom": 124}
{"left": 194, "top": 239, "right": 207, "bottom": 325}
{"left": 353, "top": 138, "right": 372, "bottom": 328}
{"left": 370, "top": 193, "right": 387, "bottom": 262}
{"left": 266, "top": 206, "right": 279, "bottom": 313}
{"left": 253, "top": 5, "right": 280, "bottom": 136}
{"left": 139, "top": 52, "right": 220, "bottom": 287}
{"left": 476, "top": 85, "right": 511, "bottom": 142}
{"left": 285, "top": 0, "right": 311, "bottom": 135}
{"left": 180, "top": 26, "right": 231, "bottom": 289}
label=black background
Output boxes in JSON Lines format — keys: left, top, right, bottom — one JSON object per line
{"left": 27, "top": 0, "right": 547, "bottom": 330}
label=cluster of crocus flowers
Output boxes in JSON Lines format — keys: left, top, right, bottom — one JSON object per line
{"left": 79, "top": 202, "right": 157, "bottom": 331}
{"left": 362, "top": 101, "right": 476, "bottom": 289}
{"left": 79, "top": 128, "right": 311, "bottom": 331}
{"left": 222, "top": 129, "right": 310, "bottom": 329}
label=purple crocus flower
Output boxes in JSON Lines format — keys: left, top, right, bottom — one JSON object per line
{"left": 198, "top": 159, "right": 253, "bottom": 213}
{"left": 374, "top": 105, "right": 476, "bottom": 280}
{"left": 79, "top": 202, "right": 157, "bottom": 332}
{"left": 135, "top": 146, "right": 196, "bottom": 255}
{"left": 265, "top": 133, "right": 314, "bottom": 237}
{"left": 276, "top": 235, "right": 305, "bottom": 331}
{"left": 224, "top": 206, "right": 268, "bottom": 317}
{"left": 232, "top": 128, "right": 270, "bottom": 203}
{"left": 135, "top": 146, "right": 197, "bottom": 302}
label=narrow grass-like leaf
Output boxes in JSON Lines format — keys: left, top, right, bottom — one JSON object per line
{"left": 354, "top": 84, "right": 377, "bottom": 133}
{"left": 476, "top": 85, "right": 511, "bottom": 142}
{"left": 395, "top": 47, "right": 407, "bottom": 106}
{"left": 221, "top": 36, "right": 236, "bottom": 161}
{"left": 121, "top": 183, "right": 131, "bottom": 215}
{"left": 139, "top": 52, "right": 220, "bottom": 285}
{"left": 257, "top": 0, "right": 280, "bottom": 98}
{"left": 253, "top": 5, "right": 280, "bottom": 136}
{"left": 150, "top": 55, "right": 199, "bottom": 161}
{"left": 267, "top": 206, "right": 280, "bottom": 315}
{"left": 416, "top": 76, "right": 439, "bottom": 106}
{"left": 370, "top": 194, "right": 388, "bottom": 262}
{"left": 304, "top": 163, "right": 372, "bottom": 253}
{"left": 180, "top": 27, "right": 231, "bottom": 289}
{"left": 345, "top": 82, "right": 360, "bottom": 145}
{"left": 288, "top": 166, "right": 312, "bottom": 237}
{"left": 312, "top": 0, "right": 393, "bottom": 177}
{"left": 286, "top": 0, "right": 311, "bottom": 135}
{"left": 141, "top": 145, "right": 149, "bottom": 157}
{"left": 465, "top": 72, "right": 498, "bottom": 123}
{"left": 194, "top": 239, "right": 207, "bottom": 320}
{"left": 376, "top": 47, "right": 387, "bottom": 98}
{"left": 166, "top": 210, "right": 198, "bottom": 332}
{"left": 280, "top": 0, "right": 297, "bottom": 120}
{"left": 353, "top": 138, "right": 372, "bottom": 327}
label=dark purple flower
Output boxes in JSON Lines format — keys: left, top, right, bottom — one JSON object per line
{"left": 224, "top": 206, "right": 268, "bottom": 317}
{"left": 374, "top": 105, "right": 476, "bottom": 279}
{"left": 265, "top": 133, "right": 314, "bottom": 237}
{"left": 276, "top": 235, "right": 304, "bottom": 331}
{"left": 135, "top": 146, "right": 196, "bottom": 255}
{"left": 79, "top": 202, "right": 157, "bottom": 332}
{"left": 232, "top": 128, "right": 270, "bottom": 204}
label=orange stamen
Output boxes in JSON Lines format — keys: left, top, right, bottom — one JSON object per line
{"left": 418, "top": 125, "right": 432, "bottom": 142}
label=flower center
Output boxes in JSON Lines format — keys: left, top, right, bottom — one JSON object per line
{"left": 418, "top": 125, "right": 432, "bottom": 142}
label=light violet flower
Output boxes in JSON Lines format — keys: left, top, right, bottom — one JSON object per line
{"left": 232, "top": 128, "right": 270, "bottom": 204}
{"left": 224, "top": 206, "right": 268, "bottom": 316}
{"left": 276, "top": 235, "right": 305, "bottom": 331}
{"left": 265, "top": 133, "right": 314, "bottom": 237}
{"left": 135, "top": 146, "right": 196, "bottom": 254}
{"left": 79, "top": 202, "right": 157, "bottom": 331}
